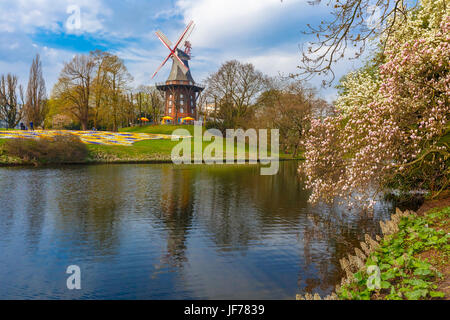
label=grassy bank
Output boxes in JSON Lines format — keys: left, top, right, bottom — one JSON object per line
{"left": 87, "top": 138, "right": 295, "bottom": 162}
{"left": 120, "top": 124, "right": 197, "bottom": 136}
{"left": 339, "top": 206, "right": 449, "bottom": 300}
{"left": 87, "top": 139, "right": 181, "bottom": 162}
{"left": 0, "top": 139, "right": 26, "bottom": 165}
{"left": 0, "top": 125, "right": 300, "bottom": 165}
{"left": 115, "top": 124, "right": 298, "bottom": 161}
{"left": 298, "top": 202, "right": 450, "bottom": 300}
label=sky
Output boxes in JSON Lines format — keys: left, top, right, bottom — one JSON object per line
{"left": 0, "top": 0, "right": 367, "bottom": 102}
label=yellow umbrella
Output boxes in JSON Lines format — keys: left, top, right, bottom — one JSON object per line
{"left": 162, "top": 116, "right": 173, "bottom": 120}
{"left": 182, "top": 117, "right": 195, "bottom": 121}
{"left": 140, "top": 117, "right": 149, "bottom": 122}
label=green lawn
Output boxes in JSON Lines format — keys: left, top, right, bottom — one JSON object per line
{"left": 120, "top": 124, "right": 198, "bottom": 136}
{"left": 0, "top": 125, "right": 300, "bottom": 165}
{"left": 87, "top": 139, "right": 180, "bottom": 162}
{"left": 110, "top": 124, "right": 296, "bottom": 162}
{"left": 87, "top": 136, "right": 268, "bottom": 162}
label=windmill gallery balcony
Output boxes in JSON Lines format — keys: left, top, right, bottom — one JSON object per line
{"left": 155, "top": 81, "right": 205, "bottom": 91}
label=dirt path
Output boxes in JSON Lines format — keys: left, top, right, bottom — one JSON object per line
{"left": 417, "top": 194, "right": 450, "bottom": 299}
{"left": 416, "top": 192, "right": 450, "bottom": 215}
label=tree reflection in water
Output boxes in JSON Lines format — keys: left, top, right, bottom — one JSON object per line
{"left": 0, "top": 162, "right": 393, "bottom": 299}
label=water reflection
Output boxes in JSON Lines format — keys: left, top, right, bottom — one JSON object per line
{"left": 157, "top": 166, "right": 195, "bottom": 269}
{"left": 0, "top": 162, "right": 393, "bottom": 299}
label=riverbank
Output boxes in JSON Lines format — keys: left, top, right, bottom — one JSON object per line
{"left": 297, "top": 197, "right": 450, "bottom": 300}
{"left": 0, "top": 131, "right": 301, "bottom": 167}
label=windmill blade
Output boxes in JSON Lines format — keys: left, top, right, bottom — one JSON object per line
{"left": 152, "top": 53, "right": 172, "bottom": 79}
{"left": 182, "top": 23, "right": 195, "bottom": 47}
{"left": 155, "top": 30, "right": 173, "bottom": 51}
{"left": 173, "top": 52, "right": 189, "bottom": 74}
{"left": 173, "top": 20, "right": 194, "bottom": 51}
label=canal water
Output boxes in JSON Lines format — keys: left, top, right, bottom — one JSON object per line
{"left": 0, "top": 161, "right": 394, "bottom": 299}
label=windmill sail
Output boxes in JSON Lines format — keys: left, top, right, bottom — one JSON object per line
{"left": 155, "top": 30, "right": 172, "bottom": 49}
{"left": 152, "top": 20, "right": 195, "bottom": 79}
{"left": 173, "top": 21, "right": 194, "bottom": 53}
{"left": 151, "top": 54, "right": 171, "bottom": 79}
{"left": 182, "top": 23, "right": 195, "bottom": 48}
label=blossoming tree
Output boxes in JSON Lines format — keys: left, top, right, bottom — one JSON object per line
{"left": 301, "top": 0, "right": 449, "bottom": 206}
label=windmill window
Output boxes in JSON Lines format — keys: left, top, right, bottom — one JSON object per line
{"left": 169, "top": 101, "right": 173, "bottom": 106}
{"left": 169, "top": 107, "right": 172, "bottom": 113}
{"left": 180, "top": 107, "right": 184, "bottom": 113}
{"left": 180, "top": 100, "right": 184, "bottom": 105}
{"left": 180, "top": 94, "right": 184, "bottom": 99}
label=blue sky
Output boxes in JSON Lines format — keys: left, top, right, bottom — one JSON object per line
{"left": 0, "top": 0, "right": 366, "bottom": 101}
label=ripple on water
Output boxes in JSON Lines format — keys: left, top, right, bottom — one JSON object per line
{"left": 0, "top": 162, "right": 393, "bottom": 299}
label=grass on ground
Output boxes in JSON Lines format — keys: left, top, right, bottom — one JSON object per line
{"left": 87, "top": 137, "right": 283, "bottom": 162}
{"left": 338, "top": 206, "right": 450, "bottom": 300}
{"left": 120, "top": 124, "right": 198, "bottom": 136}
{"left": 0, "top": 125, "right": 301, "bottom": 165}
{"left": 87, "top": 139, "right": 179, "bottom": 162}
{"left": 0, "top": 139, "right": 25, "bottom": 165}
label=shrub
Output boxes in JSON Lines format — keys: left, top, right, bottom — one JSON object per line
{"left": 3, "top": 134, "right": 88, "bottom": 164}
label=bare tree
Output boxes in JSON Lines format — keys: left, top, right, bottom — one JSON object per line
{"left": 299, "top": 0, "right": 411, "bottom": 85}
{"left": 103, "top": 54, "right": 133, "bottom": 131}
{"left": 121, "top": 91, "right": 136, "bottom": 128}
{"left": 135, "top": 85, "right": 164, "bottom": 125}
{"left": 205, "top": 60, "right": 270, "bottom": 128}
{"left": 196, "top": 90, "right": 209, "bottom": 121}
{"left": 91, "top": 50, "right": 110, "bottom": 129}
{"left": 0, "top": 74, "right": 24, "bottom": 129}
{"left": 89, "top": 51, "right": 133, "bottom": 131}
{"left": 53, "top": 54, "right": 96, "bottom": 130}
{"left": 255, "top": 80, "right": 330, "bottom": 156}
{"left": 148, "top": 86, "right": 164, "bottom": 124}
{"left": 135, "top": 87, "right": 145, "bottom": 126}
{"left": 25, "top": 54, "right": 48, "bottom": 128}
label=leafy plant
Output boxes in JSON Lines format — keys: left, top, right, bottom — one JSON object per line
{"left": 337, "top": 207, "right": 449, "bottom": 300}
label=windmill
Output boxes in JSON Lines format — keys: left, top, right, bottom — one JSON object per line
{"left": 153, "top": 21, "right": 204, "bottom": 124}
{"left": 152, "top": 21, "right": 195, "bottom": 79}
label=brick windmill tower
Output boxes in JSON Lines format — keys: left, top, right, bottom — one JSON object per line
{"left": 153, "top": 21, "right": 204, "bottom": 124}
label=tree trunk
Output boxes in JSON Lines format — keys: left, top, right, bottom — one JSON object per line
{"left": 81, "top": 118, "right": 88, "bottom": 131}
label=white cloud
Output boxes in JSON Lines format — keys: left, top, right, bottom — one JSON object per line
{"left": 0, "top": 0, "right": 109, "bottom": 34}
{"left": 243, "top": 47, "right": 363, "bottom": 103}
{"left": 165, "top": 0, "right": 350, "bottom": 101}
{"left": 0, "top": 0, "right": 367, "bottom": 103}
{"left": 176, "top": 0, "right": 317, "bottom": 47}
{"left": 244, "top": 49, "right": 300, "bottom": 77}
